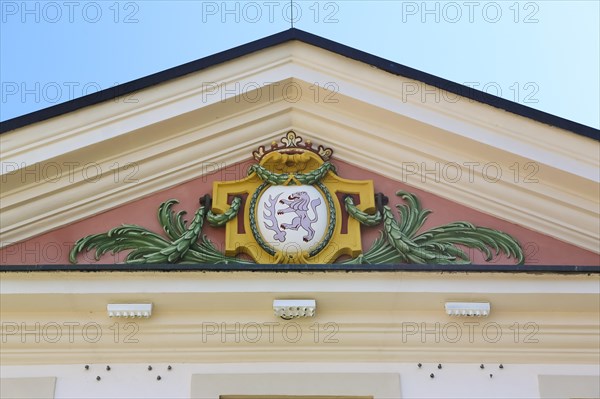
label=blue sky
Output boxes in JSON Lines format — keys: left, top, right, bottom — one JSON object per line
{"left": 1, "top": 1, "right": 599, "bottom": 128}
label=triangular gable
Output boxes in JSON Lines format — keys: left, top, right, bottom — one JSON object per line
{"left": 1, "top": 31, "right": 598, "bottom": 259}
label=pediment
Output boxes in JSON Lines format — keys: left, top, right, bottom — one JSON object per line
{"left": 1, "top": 36, "right": 598, "bottom": 259}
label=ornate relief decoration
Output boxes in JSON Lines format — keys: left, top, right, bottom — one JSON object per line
{"left": 70, "top": 131, "right": 524, "bottom": 265}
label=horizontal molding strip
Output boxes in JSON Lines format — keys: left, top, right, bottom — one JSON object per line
{"left": 1, "top": 264, "right": 598, "bottom": 273}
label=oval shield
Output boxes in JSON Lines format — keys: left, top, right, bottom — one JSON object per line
{"left": 254, "top": 184, "right": 331, "bottom": 259}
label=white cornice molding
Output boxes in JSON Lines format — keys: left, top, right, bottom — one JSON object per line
{"left": 1, "top": 42, "right": 598, "bottom": 251}
{"left": 1, "top": 272, "right": 598, "bottom": 365}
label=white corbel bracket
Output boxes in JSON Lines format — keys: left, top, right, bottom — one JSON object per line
{"left": 273, "top": 299, "right": 316, "bottom": 319}
{"left": 107, "top": 303, "right": 152, "bottom": 318}
{"left": 445, "top": 302, "right": 490, "bottom": 317}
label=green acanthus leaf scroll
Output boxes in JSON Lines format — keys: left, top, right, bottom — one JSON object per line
{"left": 342, "top": 191, "right": 524, "bottom": 265}
{"left": 69, "top": 198, "right": 251, "bottom": 264}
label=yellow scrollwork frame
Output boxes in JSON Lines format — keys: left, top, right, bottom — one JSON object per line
{"left": 212, "top": 145, "right": 376, "bottom": 264}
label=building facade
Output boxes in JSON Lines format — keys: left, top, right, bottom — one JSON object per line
{"left": 1, "top": 29, "right": 599, "bottom": 399}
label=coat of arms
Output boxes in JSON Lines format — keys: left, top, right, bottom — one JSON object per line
{"left": 70, "top": 131, "right": 524, "bottom": 265}
{"left": 210, "top": 131, "right": 377, "bottom": 263}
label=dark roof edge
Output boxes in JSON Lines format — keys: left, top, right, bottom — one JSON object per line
{"left": 1, "top": 28, "right": 598, "bottom": 139}
{"left": 0, "top": 264, "right": 598, "bottom": 274}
